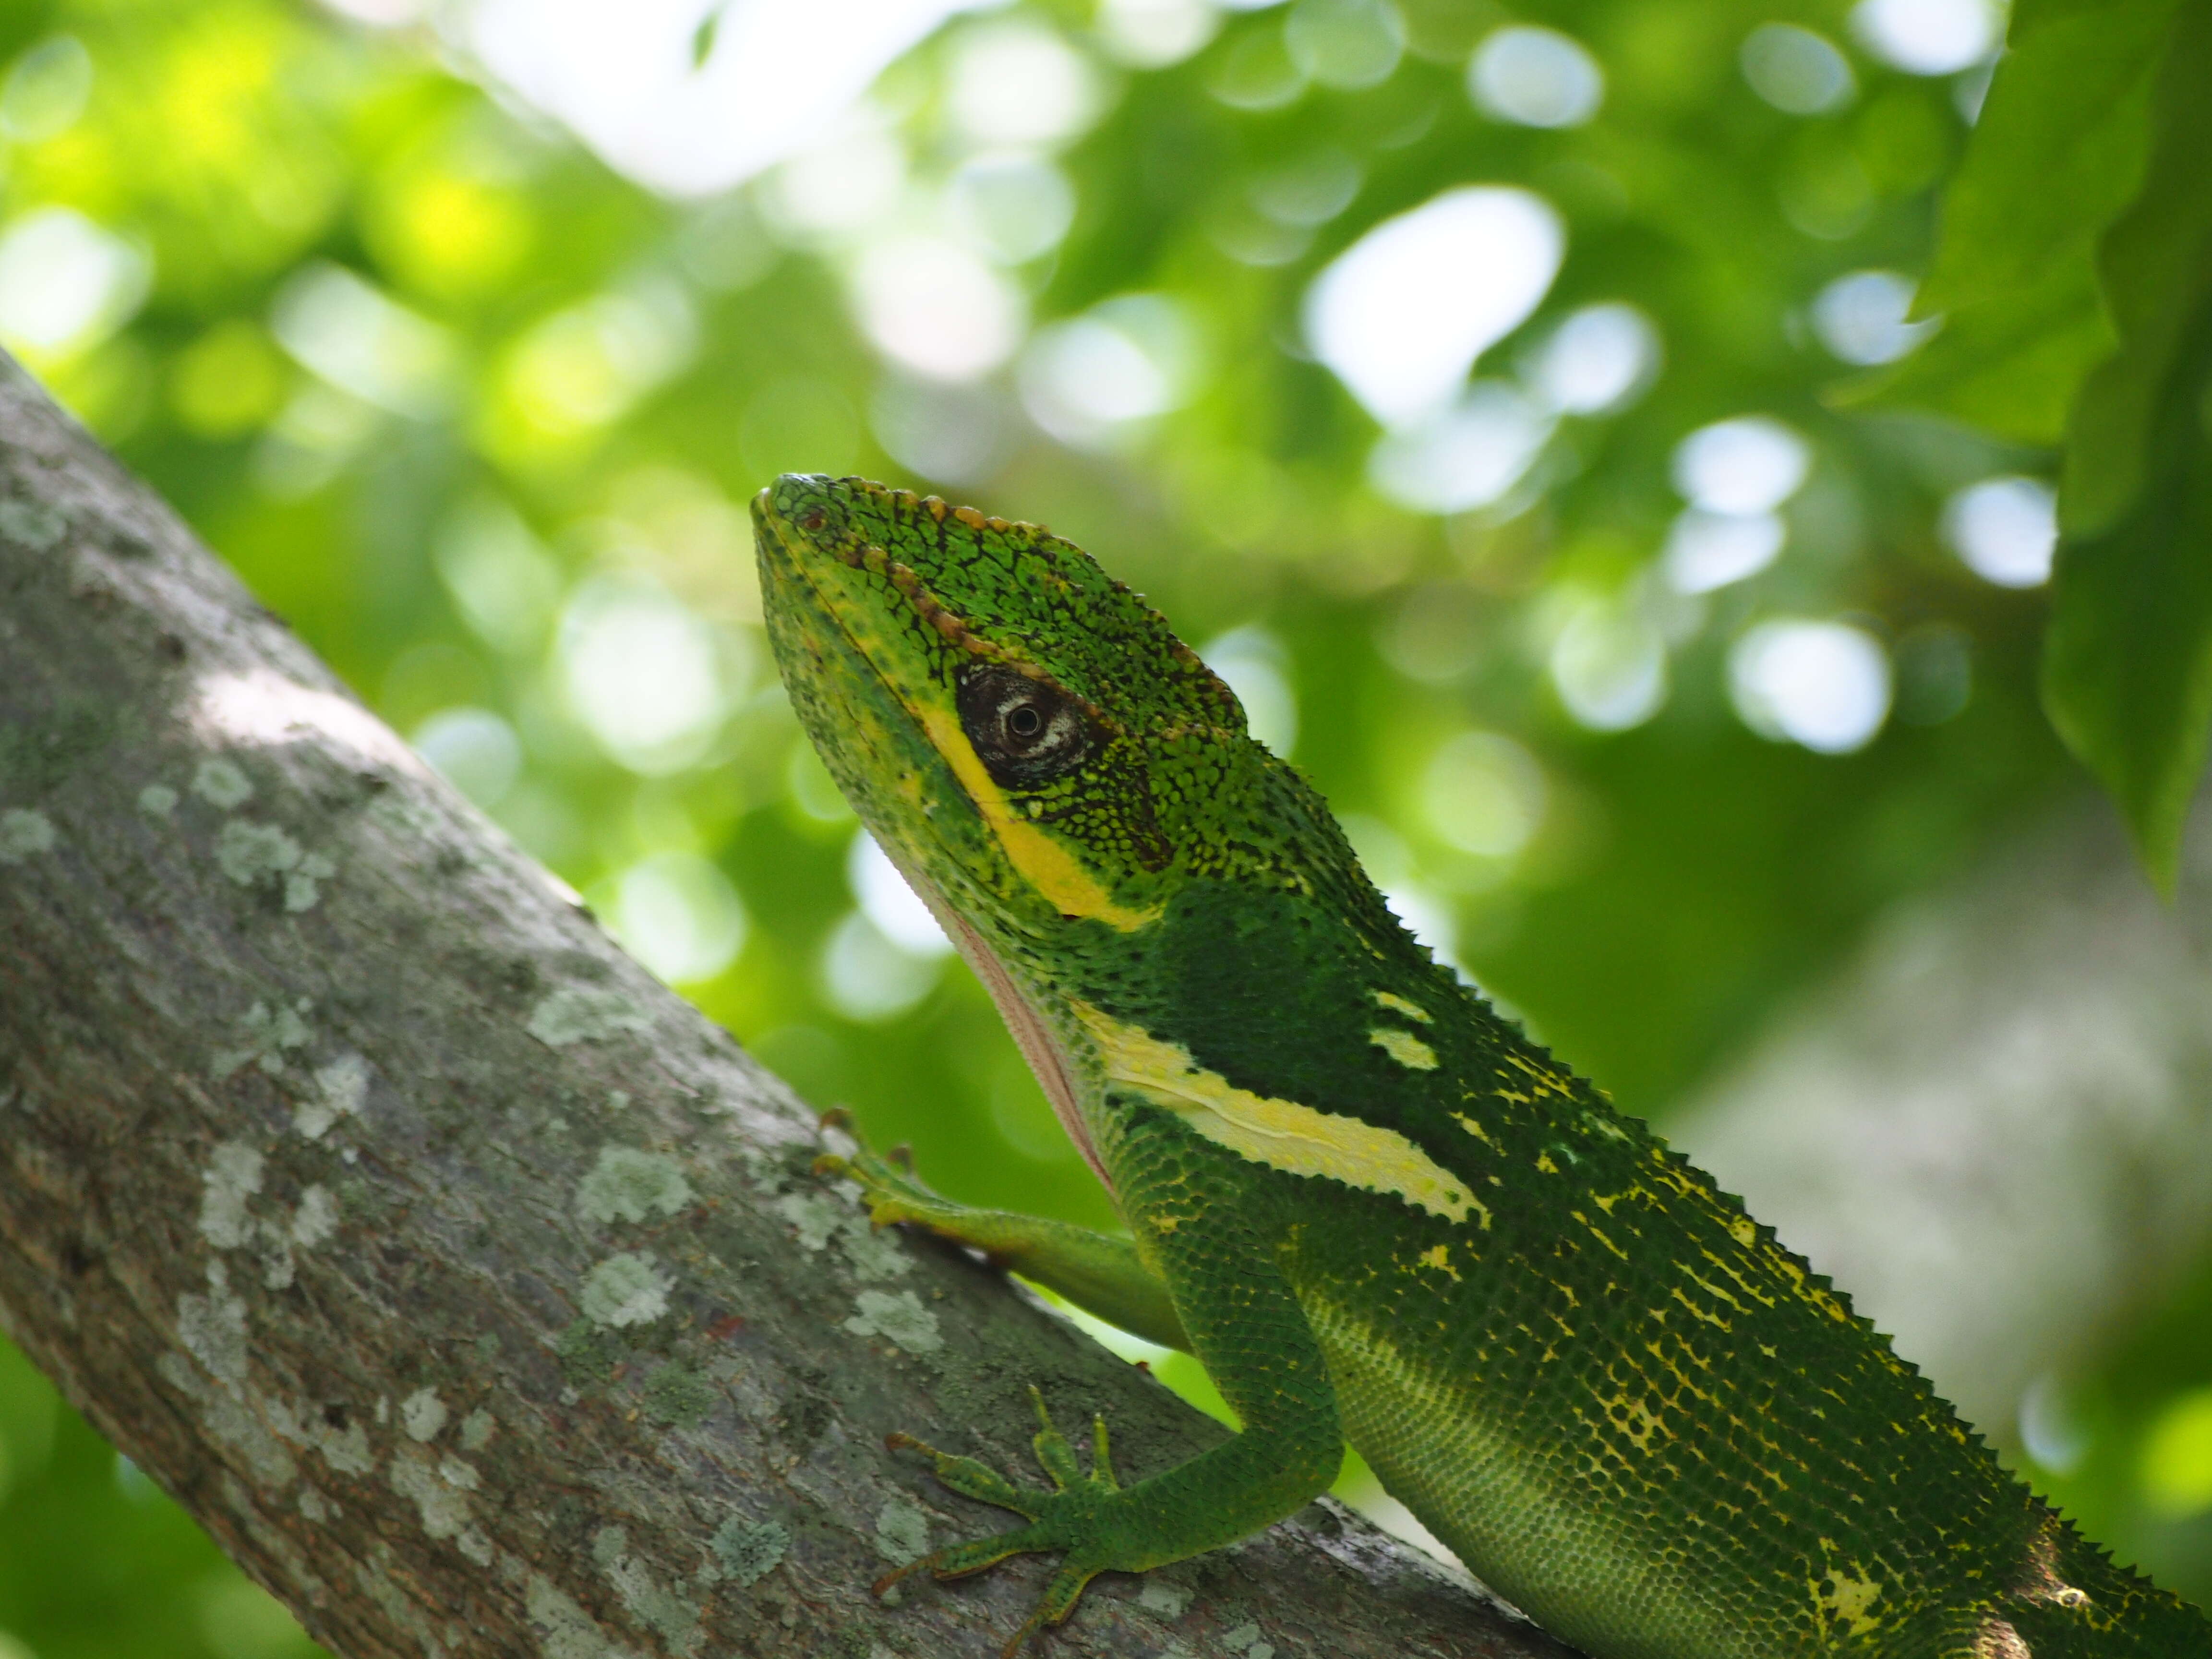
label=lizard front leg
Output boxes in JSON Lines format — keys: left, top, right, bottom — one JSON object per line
{"left": 878, "top": 1146, "right": 1342, "bottom": 1654}
{"left": 817, "top": 1132, "right": 1189, "bottom": 1351}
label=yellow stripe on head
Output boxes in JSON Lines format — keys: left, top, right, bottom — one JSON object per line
{"left": 914, "top": 701, "right": 1160, "bottom": 931}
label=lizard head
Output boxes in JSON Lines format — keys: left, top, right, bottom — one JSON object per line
{"left": 753, "top": 472, "right": 1271, "bottom": 957}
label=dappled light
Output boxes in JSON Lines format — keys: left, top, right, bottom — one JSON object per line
{"left": 1729, "top": 619, "right": 1892, "bottom": 754}
{"left": 1304, "top": 186, "right": 1563, "bottom": 429}
{"left": 1944, "top": 475, "right": 2058, "bottom": 589}
{"left": 10, "top": 0, "right": 2212, "bottom": 1641}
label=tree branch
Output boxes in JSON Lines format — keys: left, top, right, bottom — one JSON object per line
{"left": 0, "top": 356, "right": 1573, "bottom": 1659}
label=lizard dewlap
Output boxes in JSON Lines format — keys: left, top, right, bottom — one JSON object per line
{"left": 753, "top": 472, "right": 2211, "bottom": 1659}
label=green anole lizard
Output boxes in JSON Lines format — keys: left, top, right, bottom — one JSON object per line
{"left": 752, "top": 473, "right": 2209, "bottom": 1659}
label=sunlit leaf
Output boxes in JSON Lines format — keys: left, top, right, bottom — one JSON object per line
{"left": 2043, "top": 0, "right": 2212, "bottom": 893}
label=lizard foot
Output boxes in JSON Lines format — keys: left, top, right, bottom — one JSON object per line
{"left": 877, "top": 1387, "right": 1133, "bottom": 1657}
{"left": 815, "top": 1140, "right": 958, "bottom": 1232}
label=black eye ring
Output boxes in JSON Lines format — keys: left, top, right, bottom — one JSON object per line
{"left": 956, "top": 663, "right": 1096, "bottom": 788}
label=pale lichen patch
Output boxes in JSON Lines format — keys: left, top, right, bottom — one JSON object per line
{"left": 295, "top": 1052, "right": 368, "bottom": 1139}
{"left": 286, "top": 851, "right": 336, "bottom": 912}
{"left": 592, "top": 1526, "right": 703, "bottom": 1655}
{"left": 529, "top": 986, "right": 651, "bottom": 1047}
{"left": 211, "top": 814, "right": 336, "bottom": 910}
{"left": 1370, "top": 1028, "right": 1439, "bottom": 1070}
{"left": 577, "top": 1147, "right": 694, "bottom": 1225}
{"left": 0, "top": 497, "right": 66, "bottom": 549}
{"left": 216, "top": 817, "right": 297, "bottom": 885}
{"left": 389, "top": 1445, "right": 493, "bottom": 1564}
{"left": 580, "top": 1252, "right": 673, "bottom": 1327}
{"left": 315, "top": 1418, "right": 375, "bottom": 1477}
{"left": 873, "top": 1496, "right": 931, "bottom": 1565}
{"left": 138, "top": 782, "right": 179, "bottom": 817}
{"left": 460, "top": 1408, "right": 497, "bottom": 1452}
{"left": 525, "top": 1571, "right": 641, "bottom": 1659}
{"left": 1137, "top": 1579, "right": 1193, "bottom": 1618}
{"left": 291, "top": 1184, "right": 339, "bottom": 1247}
{"left": 777, "top": 1191, "right": 911, "bottom": 1280}
{"left": 839, "top": 1224, "right": 911, "bottom": 1282}
{"left": 438, "top": 1456, "right": 481, "bottom": 1491}
{"left": 200, "top": 1142, "right": 266, "bottom": 1249}
{"left": 213, "top": 999, "right": 312, "bottom": 1078}
{"left": 402, "top": 1388, "right": 449, "bottom": 1443}
{"left": 775, "top": 1192, "right": 844, "bottom": 1251}
{"left": 192, "top": 757, "right": 254, "bottom": 809}
{"left": 844, "top": 1290, "right": 941, "bottom": 1354}
{"left": 709, "top": 1518, "right": 787, "bottom": 1588}
{"left": 0, "top": 807, "right": 56, "bottom": 863}
{"left": 177, "top": 1263, "right": 251, "bottom": 1387}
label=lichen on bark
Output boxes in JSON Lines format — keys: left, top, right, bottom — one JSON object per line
{"left": 0, "top": 353, "right": 1573, "bottom": 1659}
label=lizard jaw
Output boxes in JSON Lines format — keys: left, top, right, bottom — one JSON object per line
{"left": 872, "top": 837, "right": 1113, "bottom": 1196}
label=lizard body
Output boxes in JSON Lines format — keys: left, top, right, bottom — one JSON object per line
{"left": 752, "top": 473, "right": 2209, "bottom": 1659}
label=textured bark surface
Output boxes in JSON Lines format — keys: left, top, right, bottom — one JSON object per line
{"left": 0, "top": 357, "right": 1573, "bottom": 1659}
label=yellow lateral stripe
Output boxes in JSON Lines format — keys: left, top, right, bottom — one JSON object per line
{"left": 1371, "top": 989, "right": 1431, "bottom": 1022}
{"left": 1370, "top": 1028, "right": 1439, "bottom": 1070}
{"left": 1074, "top": 1004, "right": 1486, "bottom": 1226}
{"left": 913, "top": 702, "right": 1159, "bottom": 931}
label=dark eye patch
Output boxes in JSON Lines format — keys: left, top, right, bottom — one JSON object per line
{"left": 955, "top": 663, "right": 1097, "bottom": 788}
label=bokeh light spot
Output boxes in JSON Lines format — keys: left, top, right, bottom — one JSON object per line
{"left": 0, "top": 208, "right": 149, "bottom": 361}
{"left": 1740, "top": 24, "right": 1855, "bottom": 115}
{"left": 1671, "top": 416, "right": 1811, "bottom": 516}
{"left": 609, "top": 851, "right": 749, "bottom": 984}
{"left": 852, "top": 235, "right": 1026, "bottom": 382}
{"left": 1527, "top": 302, "right": 1659, "bottom": 415}
{"left": 0, "top": 36, "right": 92, "bottom": 143}
{"left": 1812, "top": 270, "right": 1936, "bottom": 366}
{"left": 848, "top": 831, "right": 953, "bottom": 957}
{"left": 2142, "top": 1387, "right": 2212, "bottom": 1519}
{"left": 946, "top": 20, "right": 1102, "bottom": 148}
{"left": 1663, "top": 508, "right": 1787, "bottom": 594}
{"left": 411, "top": 706, "right": 523, "bottom": 808}
{"left": 1306, "top": 187, "right": 1564, "bottom": 428}
{"left": 559, "top": 577, "right": 735, "bottom": 774}
{"left": 1942, "top": 476, "right": 2056, "bottom": 589}
{"left": 1851, "top": 0, "right": 1998, "bottom": 75}
{"left": 1200, "top": 626, "right": 1299, "bottom": 757}
{"left": 949, "top": 153, "right": 1076, "bottom": 264}
{"left": 1285, "top": 0, "right": 1404, "bottom": 90}
{"left": 1469, "top": 25, "right": 1605, "bottom": 129}
{"left": 1422, "top": 730, "right": 1547, "bottom": 858}
{"left": 1368, "top": 383, "right": 1552, "bottom": 515}
{"left": 272, "top": 262, "right": 452, "bottom": 418}
{"left": 1729, "top": 619, "right": 1891, "bottom": 754}
{"left": 1020, "top": 292, "right": 1196, "bottom": 448}
{"left": 1551, "top": 596, "right": 1669, "bottom": 730}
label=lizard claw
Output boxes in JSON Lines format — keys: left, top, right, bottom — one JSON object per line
{"left": 878, "top": 1392, "right": 1129, "bottom": 1652}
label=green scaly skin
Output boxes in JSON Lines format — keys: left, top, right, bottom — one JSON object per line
{"left": 753, "top": 473, "right": 2210, "bottom": 1659}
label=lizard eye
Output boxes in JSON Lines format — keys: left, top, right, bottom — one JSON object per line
{"left": 956, "top": 663, "right": 1096, "bottom": 787}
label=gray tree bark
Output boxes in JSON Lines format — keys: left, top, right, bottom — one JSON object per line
{"left": 0, "top": 356, "right": 1571, "bottom": 1659}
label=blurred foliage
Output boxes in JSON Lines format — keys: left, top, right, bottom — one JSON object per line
{"left": 1868, "top": 0, "right": 2212, "bottom": 890}
{"left": 0, "top": 0, "right": 2209, "bottom": 1647}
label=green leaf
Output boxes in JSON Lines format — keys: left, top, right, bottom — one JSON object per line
{"left": 1857, "top": 0, "right": 2173, "bottom": 438}
{"left": 2043, "top": 0, "right": 2212, "bottom": 893}
{"left": 1832, "top": 263, "right": 2107, "bottom": 445}
{"left": 1914, "top": 0, "right": 2176, "bottom": 318}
